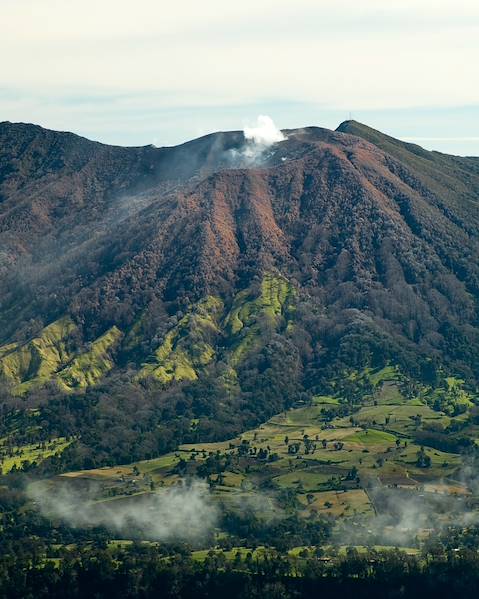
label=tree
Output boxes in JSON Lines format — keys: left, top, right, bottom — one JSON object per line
{"left": 347, "top": 466, "right": 358, "bottom": 480}
{"left": 416, "top": 446, "right": 431, "bottom": 468}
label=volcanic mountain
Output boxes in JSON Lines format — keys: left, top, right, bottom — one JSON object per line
{"left": 2, "top": 119, "right": 479, "bottom": 408}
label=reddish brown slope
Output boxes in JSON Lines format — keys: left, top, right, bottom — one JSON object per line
{"left": 1, "top": 122, "right": 479, "bottom": 378}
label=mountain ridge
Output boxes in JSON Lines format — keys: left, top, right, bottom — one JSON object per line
{"left": 2, "top": 119, "right": 479, "bottom": 402}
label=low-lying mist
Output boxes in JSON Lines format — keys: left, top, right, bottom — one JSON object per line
{"left": 335, "top": 482, "right": 478, "bottom": 547}
{"left": 28, "top": 479, "right": 218, "bottom": 542}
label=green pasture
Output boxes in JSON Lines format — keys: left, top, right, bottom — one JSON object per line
{"left": 0, "top": 437, "right": 72, "bottom": 473}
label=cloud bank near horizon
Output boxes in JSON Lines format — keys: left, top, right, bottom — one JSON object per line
{"left": 2, "top": 0, "right": 477, "bottom": 109}
{"left": 0, "top": 1, "right": 478, "bottom": 153}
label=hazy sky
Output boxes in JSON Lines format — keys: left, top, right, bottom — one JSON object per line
{"left": 1, "top": 0, "right": 478, "bottom": 154}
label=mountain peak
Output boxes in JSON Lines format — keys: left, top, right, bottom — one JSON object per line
{"left": 336, "top": 119, "right": 398, "bottom": 143}
{"left": 336, "top": 118, "right": 364, "bottom": 132}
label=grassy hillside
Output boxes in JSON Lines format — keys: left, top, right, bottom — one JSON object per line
{"left": 0, "top": 318, "right": 122, "bottom": 394}
{"left": 137, "top": 296, "right": 224, "bottom": 383}
{"left": 0, "top": 274, "right": 294, "bottom": 395}
{"left": 137, "top": 274, "right": 295, "bottom": 384}
{"left": 56, "top": 326, "right": 123, "bottom": 391}
{"left": 0, "top": 436, "right": 72, "bottom": 474}
{"left": 0, "top": 317, "right": 77, "bottom": 392}
{"left": 225, "top": 273, "right": 295, "bottom": 366}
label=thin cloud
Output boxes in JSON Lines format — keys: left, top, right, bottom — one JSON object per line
{"left": 0, "top": 1, "right": 477, "bottom": 153}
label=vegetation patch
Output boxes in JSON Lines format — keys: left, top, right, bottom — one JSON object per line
{"left": 344, "top": 429, "right": 397, "bottom": 446}
{"left": 138, "top": 296, "right": 223, "bottom": 383}
{"left": 0, "top": 437, "right": 72, "bottom": 474}
{"left": 0, "top": 316, "right": 77, "bottom": 393}
{"left": 56, "top": 326, "right": 122, "bottom": 390}
{"left": 299, "top": 489, "right": 373, "bottom": 517}
{"left": 225, "top": 273, "right": 295, "bottom": 366}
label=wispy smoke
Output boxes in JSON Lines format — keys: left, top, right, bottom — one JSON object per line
{"left": 28, "top": 479, "right": 218, "bottom": 542}
{"left": 229, "top": 115, "right": 286, "bottom": 165}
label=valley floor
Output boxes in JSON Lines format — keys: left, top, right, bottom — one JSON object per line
{"left": 28, "top": 367, "right": 479, "bottom": 557}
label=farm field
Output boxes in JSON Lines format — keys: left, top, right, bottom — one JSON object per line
{"left": 0, "top": 436, "right": 72, "bottom": 474}
{"left": 38, "top": 366, "right": 479, "bottom": 554}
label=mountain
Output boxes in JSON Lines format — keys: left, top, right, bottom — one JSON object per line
{"left": 2, "top": 119, "right": 479, "bottom": 442}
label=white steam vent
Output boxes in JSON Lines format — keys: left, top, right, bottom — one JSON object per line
{"left": 243, "top": 115, "right": 286, "bottom": 146}
{"left": 228, "top": 115, "right": 286, "bottom": 165}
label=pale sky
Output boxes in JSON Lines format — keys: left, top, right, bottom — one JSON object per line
{"left": 1, "top": 0, "right": 478, "bottom": 154}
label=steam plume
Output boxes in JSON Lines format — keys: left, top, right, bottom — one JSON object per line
{"left": 243, "top": 115, "right": 285, "bottom": 146}
{"left": 228, "top": 115, "right": 286, "bottom": 165}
